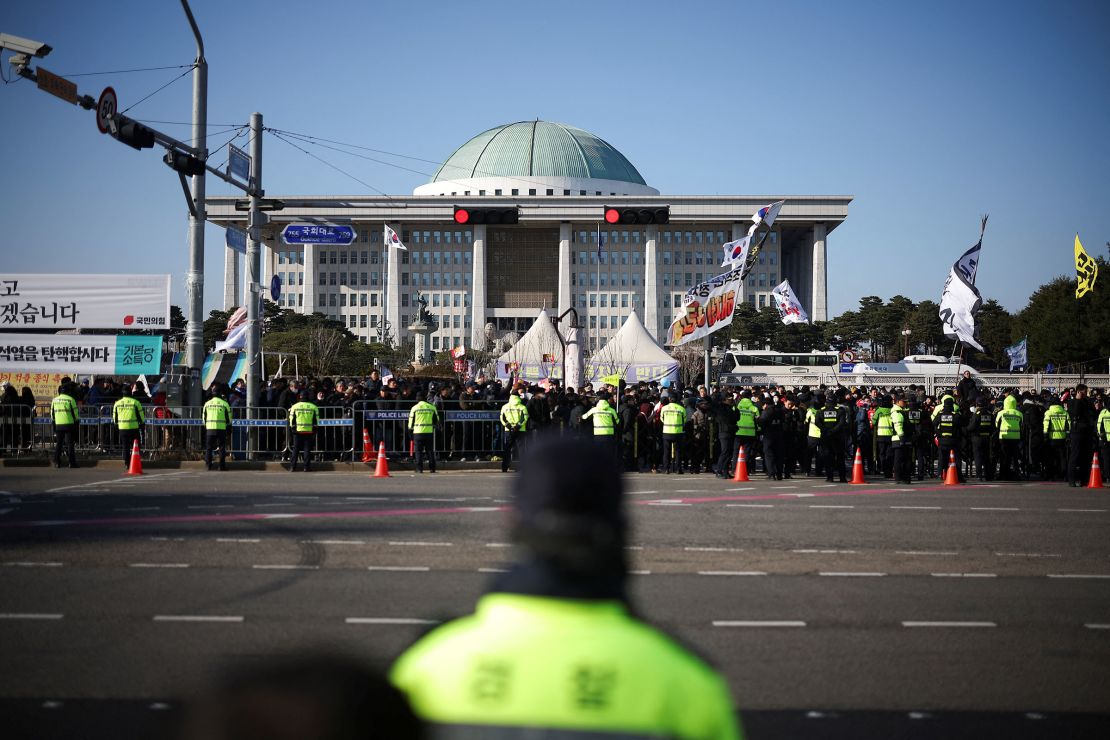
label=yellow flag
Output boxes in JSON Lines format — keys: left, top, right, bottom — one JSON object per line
{"left": 1075, "top": 233, "right": 1098, "bottom": 298}
{"left": 600, "top": 373, "right": 622, "bottom": 386}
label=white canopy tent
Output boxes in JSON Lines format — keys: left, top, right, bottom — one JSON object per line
{"left": 494, "top": 308, "right": 566, "bottom": 382}
{"left": 586, "top": 310, "right": 679, "bottom": 385}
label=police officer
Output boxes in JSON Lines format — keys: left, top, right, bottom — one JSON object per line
{"left": 390, "top": 436, "right": 742, "bottom": 739}
{"left": 1097, "top": 397, "right": 1110, "bottom": 480}
{"left": 582, "top": 392, "right": 620, "bottom": 457}
{"left": 890, "top": 395, "right": 911, "bottom": 484}
{"left": 905, "top": 396, "right": 925, "bottom": 480}
{"left": 734, "top": 392, "right": 759, "bottom": 474}
{"left": 967, "top": 396, "right": 995, "bottom": 481}
{"left": 995, "top": 394, "right": 1025, "bottom": 481}
{"left": 499, "top": 390, "right": 529, "bottom": 473}
{"left": 819, "top": 392, "right": 847, "bottom": 483}
{"left": 1067, "top": 384, "right": 1096, "bottom": 487}
{"left": 872, "top": 395, "right": 893, "bottom": 478}
{"left": 803, "top": 396, "right": 823, "bottom": 477}
{"left": 1042, "top": 396, "right": 1070, "bottom": 481}
{"left": 759, "top": 396, "right": 785, "bottom": 481}
{"left": 288, "top": 391, "right": 319, "bottom": 472}
{"left": 113, "top": 386, "right": 146, "bottom": 470}
{"left": 203, "top": 387, "right": 233, "bottom": 471}
{"left": 51, "top": 382, "right": 80, "bottom": 469}
{"left": 408, "top": 393, "right": 440, "bottom": 474}
{"left": 935, "top": 397, "right": 962, "bottom": 481}
{"left": 712, "top": 393, "right": 738, "bottom": 479}
{"left": 659, "top": 393, "right": 687, "bottom": 474}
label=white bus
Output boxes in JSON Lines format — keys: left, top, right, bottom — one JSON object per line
{"left": 718, "top": 351, "right": 839, "bottom": 385}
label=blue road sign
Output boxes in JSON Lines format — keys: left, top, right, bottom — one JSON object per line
{"left": 225, "top": 226, "right": 247, "bottom": 254}
{"left": 228, "top": 144, "right": 250, "bottom": 182}
{"left": 270, "top": 274, "right": 282, "bottom": 302}
{"left": 281, "top": 223, "right": 356, "bottom": 245}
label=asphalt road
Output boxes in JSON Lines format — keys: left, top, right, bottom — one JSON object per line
{"left": 1, "top": 466, "right": 1108, "bottom": 739}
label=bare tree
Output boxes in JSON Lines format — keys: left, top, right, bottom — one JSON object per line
{"left": 307, "top": 327, "right": 345, "bottom": 376}
{"left": 671, "top": 341, "right": 706, "bottom": 387}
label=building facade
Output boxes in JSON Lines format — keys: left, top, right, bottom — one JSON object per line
{"left": 208, "top": 121, "right": 851, "bottom": 353}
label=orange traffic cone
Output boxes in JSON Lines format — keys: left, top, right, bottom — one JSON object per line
{"left": 732, "top": 445, "right": 750, "bottom": 482}
{"left": 943, "top": 450, "right": 960, "bottom": 486}
{"left": 126, "top": 439, "right": 143, "bottom": 476}
{"left": 372, "top": 441, "right": 391, "bottom": 478}
{"left": 1088, "top": 452, "right": 1104, "bottom": 489}
{"left": 849, "top": 447, "right": 868, "bottom": 484}
{"left": 360, "top": 428, "right": 373, "bottom": 463}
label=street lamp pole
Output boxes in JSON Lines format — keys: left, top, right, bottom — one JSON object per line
{"left": 180, "top": 0, "right": 207, "bottom": 407}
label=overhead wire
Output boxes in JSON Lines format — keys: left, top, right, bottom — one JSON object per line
{"left": 269, "top": 130, "right": 393, "bottom": 198}
{"left": 119, "top": 64, "right": 196, "bottom": 114}
{"left": 60, "top": 63, "right": 194, "bottom": 77}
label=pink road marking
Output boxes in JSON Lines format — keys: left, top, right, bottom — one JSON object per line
{"left": 0, "top": 505, "right": 509, "bottom": 530}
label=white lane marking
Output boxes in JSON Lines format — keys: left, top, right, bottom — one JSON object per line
{"left": 303, "top": 539, "right": 365, "bottom": 545}
{"left": 148, "top": 702, "right": 171, "bottom": 710}
{"left": 345, "top": 497, "right": 387, "bottom": 501}
{"left": 484, "top": 543, "right": 511, "bottom": 548}
{"left": 629, "top": 570, "right": 652, "bottom": 575}
{"left": 698, "top": 571, "right": 767, "bottom": 576}
{"left": 630, "top": 490, "right": 658, "bottom": 495}
{"left": 624, "top": 546, "right": 644, "bottom": 551}
{"left": 151, "top": 537, "right": 185, "bottom": 542}
{"left": 251, "top": 564, "right": 319, "bottom": 570}
{"left": 908, "top": 712, "right": 932, "bottom": 719}
{"left": 814, "top": 484, "right": 840, "bottom": 488}
{"left": 275, "top": 495, "right": 319, "bottom": 500}
{"left": 0, "top": 613, "right": 63, "bottom": 620}
{"left": 187, "top": 505, "right": 232, "bottom": 509}
{"left": 253, "top": 503, "right": 293, "bottom": 508}
{"left": 931, "top": 573, "right": 998, "bottom": 578}
{"left": 970, "top": 507, "right": 1020, "bottom": 511}
{"left": 367, "top": 566, "right": 430, "bottom": 572}
{"left": 897, "top": 551, "right": 958, "bottom": 556}
{"left": 772, "top": 485, "right": 799, "bottom": 489}
{"left": 726, "top": 503, "right": 775, "bottom": 508}
{"left": 129, "top": 563, "right": 190, "bottom": 569}
{"left": 891, "top": 506, "right": 942, "bottom": 510}
{"left": 262, "top": 514, "right": 301, "bottom": 519}
{"left": 713, "top": 620, "right": 806, "bottom": 628}
{"left": 793, "top": 549, "right": 858, "bottom": 554}
{"left": 1047, "top": 574, "right": 1110, "bottom": 579}
{"left": 1085, "top": 623, "right": 1110, "bottom": 629}
{"left": 46, "top": 471, "right": 191, "bottom": 493}
{"left": 1058, "top": 508, "right": 1106, "bottom": 513}
{"left": 113, "top": 507, "right": 161, "bottom": 512}
{"left": 685, "top": 546, "right": 743, "bottom": 552}
{"left": 782, "top": 493, "right": 816, "bottom": 498}
{"left": 389, "top": 541, "right": 453, "bottom": 547}
{"left": 345, "top": 617, "right": 437, "bottom": 625}
{"left": 217, "top": 538, "right": 260, "bottom": 543}
{"left": 648, "top": 500, "right": 692, "bottom": 506}
{"left": 672, "top": 489, "right": 701, "bottom": 493}
{"left": 902, "top": 621, "right": 996, "bottom": 628}
{"left": 995, "top": 552, "right": 1061, "bottom": 558}
{"left": 4, "top": 561, "right": 64, "bottom": 567}
{"left": 153, "top": 615, "right": 243, "bottom": 623}
{"left": 477, "top": 567, "right": 509, "bottom": 573}
{"left": 725, "top": 487, "right": 755, "bottom": 492}
{"left": 819, "top": 572, "right": 886, "bottom": 577}
{"left": 810, "top": 505, "right": 854, "bottom": 509}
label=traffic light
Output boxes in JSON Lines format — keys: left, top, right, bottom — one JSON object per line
{"left": 114, "top": 116, "right": 155, "bottom": 150}
{"left": 163, "top": 149, "right": 205, "bottom": 177}
{"left": 603, "top": 205, "right": 669, "bottom": 225}
{"left": 453, "top": 206, "right": 519, "bottom": 225}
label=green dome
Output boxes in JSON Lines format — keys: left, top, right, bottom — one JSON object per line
{"left": 429, "top": 121, "right": 649, "bottom": 186}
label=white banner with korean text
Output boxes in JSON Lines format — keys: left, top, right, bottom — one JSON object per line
{"left": 0, "top": 274, "right": 171, "bottom": 330}
{"left": 667, "top": 265, "right": 744, "bottom": 346}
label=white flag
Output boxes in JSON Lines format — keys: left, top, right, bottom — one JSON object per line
{"left": 771, "top": 279, "right": 809, "bottom": 324}
{"left": 384, "top": 225, "right": 407, "bottom": 251}
{"left": 748, "top": 200, "right": 784, "bottom": 236}
{"left": 215, "top": 322, "right": 249, "bottom": 352}
{"left": 721, "top": 236, "right": 750, "bottom": 268}
{"left": 939, "top": 241, "right": 984, "bottom": 352}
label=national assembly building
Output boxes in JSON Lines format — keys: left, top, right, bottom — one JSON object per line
{"left": 207, "top": 120, "right": 852, "bottom": 354}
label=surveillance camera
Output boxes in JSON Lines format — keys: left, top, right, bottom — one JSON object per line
{"left": 0, "top": 33, "right": 52, "bottom": 58}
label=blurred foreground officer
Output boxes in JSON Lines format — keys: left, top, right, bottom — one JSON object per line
{"left": 391, "top": 436, "right": 742, "bottom": 739}
{"left": 499, "top": 390, "right": 529, "bottom": 473}
{"left": 112, "top": 386, "right": 145, "bottom": 469}
{"left": 288, "top": 391, "right": 319, "bottom": 472}
{"left": 203, "top": 387, "right": 233, "bottom": 471}
{"left": 51, "top": 382, "right": 79, "bottom": 469}
{"left": 409, "top": 394, "right": 441, "bottom": 473}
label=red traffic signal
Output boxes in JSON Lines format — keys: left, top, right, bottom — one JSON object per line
{"left": 454, "top": 206, "right": 519, "bottom": 225}
{"left": 602, "top": 206, "right": 669, "bottom": 225}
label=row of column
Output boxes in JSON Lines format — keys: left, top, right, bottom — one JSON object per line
{"left": 222, "top": 222, "right": 829, "bottom": 344}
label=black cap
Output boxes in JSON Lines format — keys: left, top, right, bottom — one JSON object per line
{"left": 509, "top": 435, "right": 626, "bottom": 574}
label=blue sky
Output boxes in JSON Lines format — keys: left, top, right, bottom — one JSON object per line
{"left": 2, "top": 0, "right": 1107, "bottom": 317}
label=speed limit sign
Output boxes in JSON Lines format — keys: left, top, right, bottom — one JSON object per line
{"left": 96, "top": 87, "right": 117, "bottom": 134}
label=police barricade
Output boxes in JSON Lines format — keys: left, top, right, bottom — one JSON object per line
{"left": 0, "top": 403, "right": 35, "bottom": 454}
{"left": 351, "top": 401, "right": 504, "bottom": 460}
{"left": 27, "top": 403, "right": 117, "bottom": 456}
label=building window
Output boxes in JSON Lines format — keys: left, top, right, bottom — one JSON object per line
{"left": 432, "top": 294, "right": 440, "bottom": 307}
{"left": 673, "top": 294, "right": 681, "bottom": 308}
{"left": 319, "top": 274, "right": 326, "bottom": 286}
{"left": 319, "top": 295, "right": 326, "bottom": 307}
{"left": 360, "top": 294, "right": 368, "bottom": 307}
{"left": 511, "top": 189, "right": 519, "bottom": 196}
{"left": 758, "top": 294, "right": 766, "bottom": 308}
{"left": 495, "top": 189, "right": 502, "bottom": 196}
{"left": 329, "top": 294, "right": 337, "bottom": 307}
